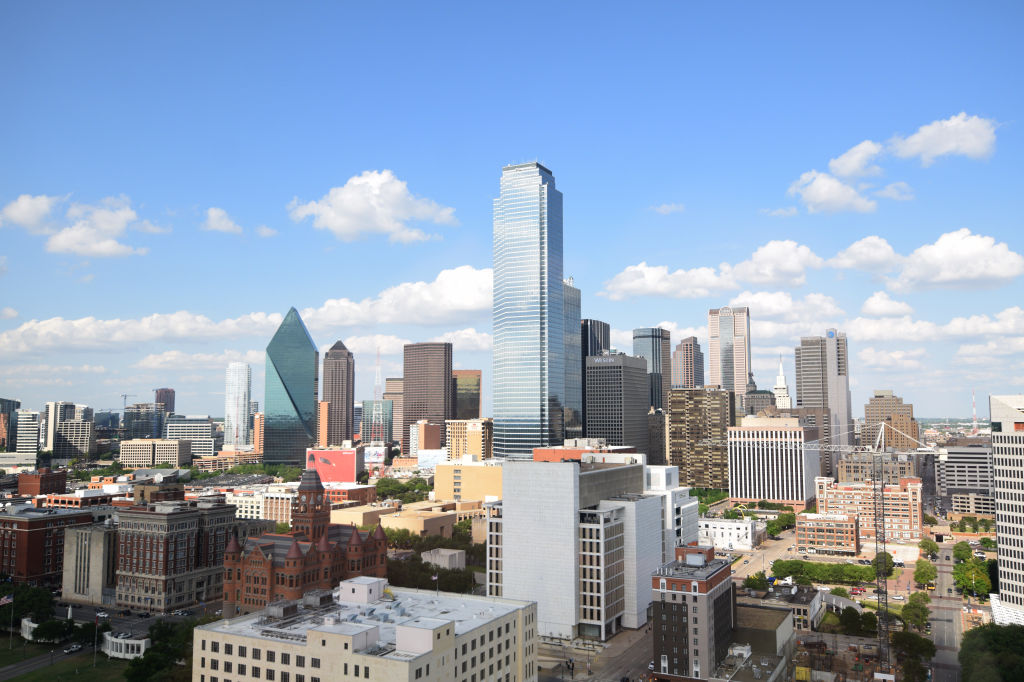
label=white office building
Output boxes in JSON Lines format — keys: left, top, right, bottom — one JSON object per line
{"left": 224, "top": 362, "right": 252, "bottom": 450}
{"left": 698, "top": 517, "right": 765, "bottom": 552}
{"left": 165, "top": 415, "right": 216, "bottom": 457}
{"left": 990, "top": 395, "right": 1024, "bottom": 625}
{"left": 728, "top": 415, "right": 819, "bottom": 510}
{"left": 644, "top": 465, "right": 699, "bottom": 561}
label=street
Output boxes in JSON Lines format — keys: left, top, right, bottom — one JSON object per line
{"left": 539, "top": 627, "right": 651, "bottom": 682}
{"left": 929, "top": 547, "right": 963, "bottom": 682}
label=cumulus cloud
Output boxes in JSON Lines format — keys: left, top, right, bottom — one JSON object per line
{"left": 0, "top": 307, "right": 16, "bottom": 319}
{"left": 1, "top": 193, "right": 64, "bottom": 231}
{"left": 843, "top": 316, "right": 941, "bottom": 341}
{"left": 609, "top": 328, "right": 634, "bottom": 351}
{"left": 760, "top": 207, "right": 798, "bottom": 217}
{"left": 955, "top": 337, "right": 1024, "bottom": 363}
{"left": 729, "top": 291, "right": 843, "bottom": 322}
{"left": 45, "top": 196, "right": 148, "bottom": 257}
{"left": 651, "top": 202, "right": 685, "bottom": 215}
{"left": 203, "top": 207, "right": 243, "bottom": 234}
{"left": 858, "top": 347, "right": 927, "bottom": 370}
{"left": 256, "top": 225, "right": 277, "bottom": 238}
{"left": 788, "top": 170, "right": 877, "bottom": 213}
{"left": 602, "top": 241, "right": 822, "bottom": 300}
{"left": 828, "top": 140, "right": 883, "bottom": 177}
{"left": 890, "top": 112, "right": 997, "bottom": 167}
{"left": 430, "top": 327, "right": 493, "bottom": 351}
{"left": 341, "top": 334, "right": 412, "bottom": 356}
{"left": 943, "top": 307, "right": 1024, "bottom": 337}
{"left": 875, "top": 182, "right": 914, "bottom": 201}
{"left": 828, "top": 235, "right": 903, "bottom": 271}
{"left": 135, "top": 349, "right": 264, "bottom": 370}
{"left": 861, "top": 291, "right": 913, "bottom": 317}
{"left": 887, "top": 228, "right": 1024, "bottom": 292}
{"left": 289, "top": 170, "right": 458, "bottom": 243}
{"left": 0, "top": 311, "right": 284, "bottom": 353}
{"left": 301, "top": 265, "right": 491, "bottom": 328}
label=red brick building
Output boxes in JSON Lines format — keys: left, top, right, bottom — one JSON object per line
{"left": 0, "top": 504, "right": 92, "bottom": 585}
{"left": 18, "top": 468, "right": 67, "bottom": 496}
{"left": 222, "top": 468, "right": 387, "bottom": 615}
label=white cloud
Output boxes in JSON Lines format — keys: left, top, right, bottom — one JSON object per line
{"left": 653, "top": 322, "right": 706, "bottom": 344}
{"left": 955, "top": 338, "right": 1024, "bottom": 363}
{"left": 0, "top": 307, "right": 16, "bottom": 319}
{"left": 760, "top": 207, "right": 798, "bottom": 217}
{"left": 887, "top": 228, "right": 1024, "bottom": 292}
{"left": 828, "top": 235, "right": 903, "bottom": 271}
{"left": 890, "top": 112, "right": 997, "bottom": 167}
{"left": 302, "top": 265, "right": 491, "bottom": 328}
{"left": 875, "top": 182, "right": 914, "bottom": 201}
{"left": 430, "top": 327, "right": 493, "bottom": 351}
{"left": 1, "top": 193, "right": 63, "bottom": 231}
{"left": 0, "top": 311, "right": 284, "bottom": 353}
{"left": 858, "top": 347, "right": 927, "bottom": 370}
{"left": 134, "top": 219, "right": 171, "bottom": 234}
{"left": 828, "top": 140, "right": 883, "bottom": 177}
{"left": 651, "top": 203, "right": 685, "bottom": 215}
{"left": 861, "top": 291, "right": 913, "bottom": 317}
{"left": 609, "top": 328, "right": 634, "bottom": 351}
{"left": 844, "top": 316, "right": 941, "bottom": 341}
{"left": 45, "top": 196, "right": 148, "bottom": 257}
{"left": 342, "top": 334, "right": 411, "bottom": 356}
{"left": 728, "top": 240, "right": 824, "bottom": 287}
{"left": 135, "top": 349, "right": 264, "bottom": 370}
{"left": 729, "top": 291, "right": 843, "bottom": 322}
{"left": 602, "top": 240, "right": 822, "bottom": 300}
{"left": 943, "top": 307, "right": 1024, "bottom": 337}
{"left": 202, "top": 207, "right": 243, "bottom": 234}
{"left": 256, "top": 225, "right": 277, "bottom": 238}
{"left": 289, "top": 170, "right": 458, "bottom": 243}
{"left": 788, "top": 170, "right": 877, "bottom": 213}
{"left": 1, "top": 363, "right": 107, "bottom": 376}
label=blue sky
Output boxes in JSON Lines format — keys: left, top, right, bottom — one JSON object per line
{"left": 2, "top": 2, "right": 1022, "bottom": 419}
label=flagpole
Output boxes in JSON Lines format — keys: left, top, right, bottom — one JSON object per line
{"left": 8, "top": 596, "right": 13, "bottom": 651}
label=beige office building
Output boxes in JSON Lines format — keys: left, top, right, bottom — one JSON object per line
{"left": 667, "top": 388, "right": 735, "bottom": 489}
{"left": 863, "top": 390, "right": 919, "bottom": 449}
{"left": 119, "top": 439, "right": 192, "bottom": 469}
{"left": 192, "top": 576, "right": 538, "bottom": 682}
{"left": 446, "top": 419, "right": 493, "bottom": 461}
{"left": 837, "top": 451, "right": 916, "bottom": 484}
{"left": 435, "top": 459, "right": 504, "bottom": 501}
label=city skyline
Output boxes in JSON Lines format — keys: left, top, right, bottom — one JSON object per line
{"left": 2, "top": 5, "right": 1023, "bottom": 419}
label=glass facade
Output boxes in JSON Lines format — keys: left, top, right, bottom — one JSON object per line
{"left": 563, "top": 280, "right": 582, "bottom": 440}
{"left": 452, "top": 370, "right": 482, "bottom": 420}
{"left": 580, "top": 319, "right": 610, "bottom": 436}
{"left": 264, "top": 307, "right": 319, "bottom": 465}
{"left": 360, "top": 399, "right": 393, "bottom": 443}
{"left": 633, "top": 327, "right": 671, "bottom": 410}
{"left": 492, "top": 162, "right": 565, "bottom": 459}
{"left": 123, "top": 403, "right": 164, "bottom": 440}
{"left": 224, "top": 362, "right": 252, "bottom": 449}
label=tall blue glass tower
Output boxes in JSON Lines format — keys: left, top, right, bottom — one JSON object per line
{"left": 264, "top": 307, "right": 319, "bottom": 466}
{"left": 492, "top": 162, "right": 565, "bottom": 459}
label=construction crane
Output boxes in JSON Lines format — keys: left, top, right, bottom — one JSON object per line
{"left": 119, "top": 393, "right": 136, "bottom": 411}
{"left": 701, "top": 419, "right": 933, "bottom": 673}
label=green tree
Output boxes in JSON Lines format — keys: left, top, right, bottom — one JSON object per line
{"left": 979, "top": 537, "right": 996, "bottom": 550}
{"left": 954, "top": 541, "right": 973, "bottom": 562}
{"left": 859, "top": 610, "right": 877, "bottom": 635}
{"left": 902, "top": 599, "right": 931, "bottom": 630}
{"left": 743, "top": 571, "right": 769, "bottom": 590}
{"left": 953, "top": 558, "right": 991, "bottom": 596}
{"left": 959, "top": 624, "right": 1024, "bottom": 682}
{"left": 698, "top": 503, "right": 709, "bottom": 516}
{"left": 32, "top": 618, "right": 72, "bottom": 642}
{"left": 830, "top": 587, "right": 850, "bottom": 599}
{"left": 908, "top": 591, "right": 931, "bottom": 607}
{"left": 922, "top": 513, "right": 938, "bottom": 526}
{"left": 723, "top": 509, "right": 742, "bottom": 520}
{"left": 980, "top": 518, "right": 992, "bottom": 532}
{"left": 891, "top": 631, "right": 937, "bottom": 681}
{"left": 918, "top": 538, "right": 939, "bottom": 556}
{"left": 872, "top": 551, "right": 894, "bottom": 578}
{"left": 988, "top": 558, "right": 999, "bottom": 593}
{"left": 356, "top": 470, "right": 369, "bottom": 484}
{"left": 274, "top": 522, "right": 291, "bottom": 534}
{"left": 839, "top": 606, "right": 861, "bottom": 635}
{"left": 914, "top": 558, "right": 937, "bottom": 586}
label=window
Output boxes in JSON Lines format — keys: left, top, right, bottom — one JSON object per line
{"left": 296, "top": 676, "right": 304, "bottom": 682}
{"left": 296, "top": 656, "right": 304, "bottom": 668}
{"left": 415, "top": 668, "right": 422, "bottom": 679}
{"left": 266, "top": 652, "right": 275, "bottom": 663}
{"left": 281, "top": 654, "right": 290, "bottom": 665}
{"left": 211, "top": 661, "right": 219, "bottom": 671}
{"left": 364, "top": 669, "right": 369, "bottom": 679}
{"left": 212, "top": 642, "right": 220, "bottom": 653}
{"left": 202, "top": 641, "right": 207, "bottom": 651}
{"left": 239, "top": 647, "right": 247, "bottom": 658}
{"left": 266, "top": 671, "right": 274, "bottom": 681}
{"left": 252, "top": 668, "right": 261, "bottom": 680}
{"left": 238, "top": 665, "right": 246, "bottom": 676}
{"left": 281, "top": 673, "right": 289, "bottom": 682}
{"left": 225, "top": 662, "right": 233, "bottom": 673}
{"left": 311, "top": 659, "right": 320, "bottom": 669}
{"left": 225, "top": 644, "right": 233, "bottom": 655}
{"left": 253, "top": 649, "right": 261, "bottom": 661}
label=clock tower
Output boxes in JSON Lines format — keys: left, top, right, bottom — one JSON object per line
{"left": 291, "top": 467, "right": 329, "bottom": 541}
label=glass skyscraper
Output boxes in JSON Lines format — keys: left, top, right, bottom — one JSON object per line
{"left": 563, "top": 279, "right": 582, "bottom": 440}
{"left": 264, "top": 307, "right": 319, "bottom": 466}
{"left": 492, "top": 162, "right": 565, "bottom": 459}
{"left": 580, "top": 319, "right": 610, "bottom": 436}
{"left": 224, "top": 361, "right": 252, "bottom": 449}
{"left": 633, "top": 327, "right": 672, "bottom": 410}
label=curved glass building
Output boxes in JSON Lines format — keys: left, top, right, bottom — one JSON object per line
{"left": 492, "top": 162, "right": 565, "bottom": 459}
{"left": 264, "top": 307, "right": 319, "bottom": 465}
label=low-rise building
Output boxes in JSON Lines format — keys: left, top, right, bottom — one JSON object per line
{"left": 814, "top": 476, "right": 923, "bottom": 540}
{"left": 651, "top": 544, "right": 735, "bottom": 679}
{"left": 837, "top": 451, "right": 915, "bottom": 484}
{"left": 193, "top": 450, "right": 263, "bottom": 473}
{"left": 0, "top": 504, "right": 93, "bottom": 585}
{"left": 422, "top": 548, "right": 466, "bottom": 570}
{"left": 102, "top": 631, "right": 151, "bottom": 660}
{"left": 17, "top": 468, "right": 67, "bottom": 496}
{"left": 119, "top": 439, "right": 192, "bottom": 469}
{"left": 737, "top": 585, "right": 823, "bottom": 632}
{"left": 307, "top": 445, "right": 365, "bottom": 483}
{"left": 193, "top": 577, "right": 539, "bottom": 682}
{"left": 45, "top": 489, "right": 115, "bottom": 508}
{"left": 434, "top": 457, "right": 503, "bottom": 502}
{"left": 698, "top": 517, "right": 766, "bottom": 552}
{"left": 795, "top": 513, "right": 860, "bottom": 556}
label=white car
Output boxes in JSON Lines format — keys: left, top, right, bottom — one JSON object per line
{"left": 96, "top": 611, "right": 109, "bottom": 618}
{"left": 649, "top": 661, "right": 655, "bottom": 671}
{"left": 892, "top": 595, "right": 905, "bottom": 601}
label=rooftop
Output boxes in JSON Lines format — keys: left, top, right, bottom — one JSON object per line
{"left": 198, "top": 579, "right": 530, "bottom": 660}
{"left": 0, "top": 502, "right": 92, "bottom": 519}
{"left": 654, "top": 557, "right": 732, "bottom": 581}
{"left": 735, "top": 604, "right": 790, "bottom": 630}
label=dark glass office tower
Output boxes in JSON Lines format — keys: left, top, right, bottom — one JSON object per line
{"left": 452, "top": 370, "right": 482, "bottom": 420}
{"left": 402, "top": 342, "right": 453, "bottom": 454}
{"left": 580, "top": 319, "right": 610, "bottom": 436}
{"left": 563, "top": 280, "right": 582, "bottom": 441}
{"left": 322, "top": 340, "right": 355, "bottom": 445}
{"left": 264, "top": 308, "right": 319, "bottom": 465}
{"left": 633, "top": 327, "right": 672, "bottom": 410}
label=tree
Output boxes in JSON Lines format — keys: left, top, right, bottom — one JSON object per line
{"left": 274, "top": 522, "right": 291, "bottom": 534}
{"left": 953, "top": 558, "right": 991, "bottom": 596}
{"left": 914, "top": 558, "right": 937, "bottom": 586}
{"left": 859, "top": 610, "right": 877, "bottom": 635}
{"left": 32, "top": 618, "right": 72, "bottom": 642}
{"left": 839, "top": 606, "right": 861, "bottom": 635}
{"left": 356, "top": 470, "right": 369, "bottom": 484}
{"left": 908, "top": 591, "right": 931, "bottom": 607}
{"left": 830, "top": 587, "right": 850, "bottom": 599}
{"left": 979, "top": 537, "right": 996, "bottom": 550}
{"left": 918, "top": 538, "right": 939, "bottom": 556}
{"left": 743, "top": 571, "right": 769, "bottom": 590}
{"left": 891, "top": 630, "right": 937, "bottom": 682}
{"left": 872, "top": 551, "right": 894, "bottom": 578}
{"left": 954, "top": 541, "right": 973, "bottom": 563}
{"left": 959, "top": 624, "right": 1024, "bottom": 682}
{"left": 922, "top": 513, "right": 938, "bottom": 526}
{"left": 980, "top": 518, "right": 992, "bottom": 533}
{"left": 902, "top": 600, "right": 931, "bottom": 630}
{"left": 723, "top": 509, "right": 742, "bottom": 520}
{"left": 794, "top": 575, "right": 812, "bottom": 586}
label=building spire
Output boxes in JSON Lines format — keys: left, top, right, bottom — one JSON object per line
{"left": 773, "top": 355, "right": 792, "bottom": 409}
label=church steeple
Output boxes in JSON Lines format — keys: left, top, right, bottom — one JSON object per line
{"left": 291, "top": 468, "right": 329, "bottom": 541}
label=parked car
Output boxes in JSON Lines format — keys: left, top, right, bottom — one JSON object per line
{"left": 649, "top": 661, "right": 655, "bottom": 671}
{"left": 892, "top": 595, "right": 905, "bottom": 601}
{"left": 63, "top": 644, "right": 82, "bottom": 654}
{"left": 96, "top": 611, "right": 109, "bottom": 618}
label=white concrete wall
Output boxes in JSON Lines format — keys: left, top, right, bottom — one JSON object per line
{"left": 618, "top": 495, "right": 663, "bottom": 629}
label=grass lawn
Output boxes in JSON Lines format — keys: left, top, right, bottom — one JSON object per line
{"left": 819, "top": 611, "right": 842, "bottom": 633}
{"left": 7, "top": 651, "right": 128, "bottom": 681}
{"left": 0, "top": 637, "right": 56, "bottom": 668}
